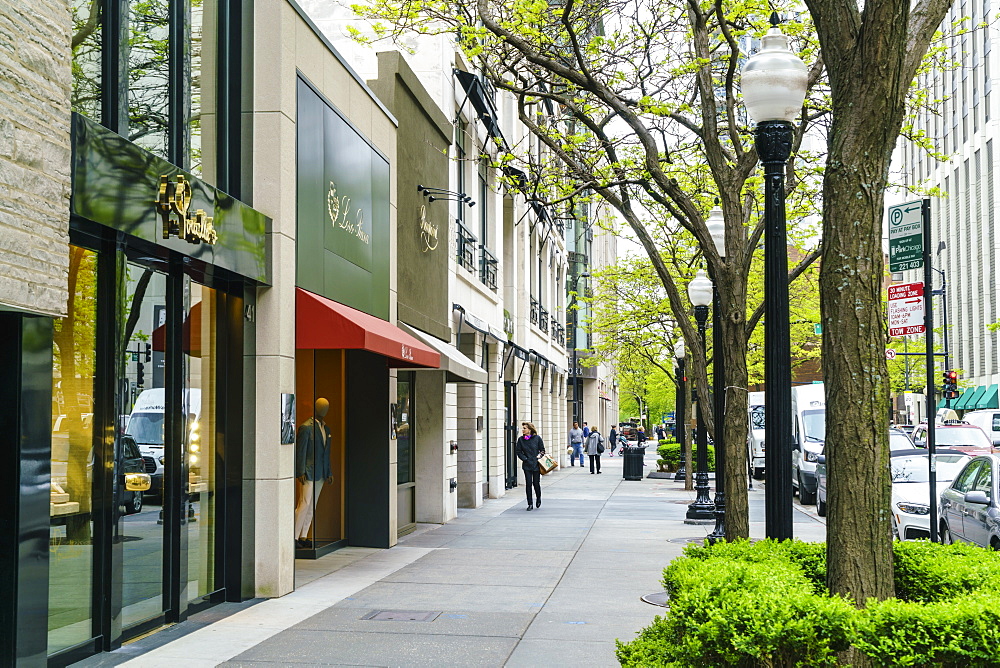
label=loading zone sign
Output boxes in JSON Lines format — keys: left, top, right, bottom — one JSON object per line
{"left": 888, "top": 282, "right": 926, "bottom": 337}
{"left": 888, "top": 200, "right": 925, "bottom": 272}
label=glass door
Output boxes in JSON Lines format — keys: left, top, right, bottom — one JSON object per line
{"left": 184, "top": 279, "right": 219, "bottom": 604}
{"left": 119, "top": 262, "right": 170, "bottom": 630}
{"left": 395, "top": 373, "right": 415, "bottom": 535}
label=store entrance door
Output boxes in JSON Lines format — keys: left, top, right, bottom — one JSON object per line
{"left": 395, "top": 372, "right": 416, "bottom": 535}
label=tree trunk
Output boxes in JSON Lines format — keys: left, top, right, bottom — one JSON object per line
{"left": 821, "top": 83, "right": 901, "bottom": 607}
{"left": 720, "top": 269, "right": 750, "bottom": 540}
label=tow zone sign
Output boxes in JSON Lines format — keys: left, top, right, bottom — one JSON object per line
{"left": 888, "top": 282, "right": 926, "bottom": 337}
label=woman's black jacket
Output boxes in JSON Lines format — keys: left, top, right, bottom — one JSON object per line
{"left": 516, "top": 434, "right": 546, "bottom": 471}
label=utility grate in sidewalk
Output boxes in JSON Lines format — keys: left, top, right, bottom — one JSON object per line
{"left": 362, "top": 610, "right": 441, "bottom": 622}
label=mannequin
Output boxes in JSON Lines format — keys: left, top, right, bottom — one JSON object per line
{"left": 294, "top": 398, "right": 333, "bottom": 547}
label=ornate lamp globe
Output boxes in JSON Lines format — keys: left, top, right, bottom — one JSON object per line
{"left": 674, "top": 337, "right": 685, "bottom": 359}
{"left": 706, "top": 207, "right": 726, "bottom": 258}
{"left": 687, "top": 270, "right": 713, "bottom": 307}
{"left": 741, "top": 15, "right": 808, "bottom": 124}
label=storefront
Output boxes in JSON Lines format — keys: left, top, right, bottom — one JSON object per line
{"left": 0, "top": 112, "right": 269, "bottom": 666}
{"left": 293, "top": 75, "right": 439, "bottom": 557}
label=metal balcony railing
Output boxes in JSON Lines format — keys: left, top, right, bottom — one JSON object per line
{"left": 480, "top": 246, "right": 498, "bottom": 292}
{"left": 530, "top": 297, "right": 539, "bottom": 326}
{"left": 539, "top": 307, "right": 549, "bottom": 334}
{"left": 551, "top": 322, "right": 564, "bottom": 345}
{"left": 456, "top": 222, "right": 477, "bottom": 272}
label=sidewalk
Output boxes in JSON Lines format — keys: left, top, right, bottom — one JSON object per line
{"left": 74, "top": 453, "right": 825, "bottom": 667}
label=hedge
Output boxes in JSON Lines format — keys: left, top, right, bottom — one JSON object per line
{"left": 616, "top": 540, "right": 1000, "bottom": 667}
{"left": 657, "top": 441, "right": 715, "bottom": 472}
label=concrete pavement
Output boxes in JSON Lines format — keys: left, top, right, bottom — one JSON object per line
{"left": 73, "top": 452, "right": 825, "bottom": 667}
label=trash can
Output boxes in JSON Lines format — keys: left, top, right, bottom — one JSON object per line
{"left": 622, "top": 445, "right": 646, "bottom": 481}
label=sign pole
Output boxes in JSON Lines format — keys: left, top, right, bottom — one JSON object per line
{"left": 921, "top": 198, "right": 937, "bottom": 543}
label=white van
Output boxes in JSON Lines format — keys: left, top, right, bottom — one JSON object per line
{"left": 748, "top": 391, "right": 765, "bottom": 479}
{"left": 962, "top": 409, "right": 1000, "bottom": 447}
{"left": 791, "top": 383, "right": 826, "bottom": 505}
{"left": 126, "top": 388, "right": 201, "bottom": 494}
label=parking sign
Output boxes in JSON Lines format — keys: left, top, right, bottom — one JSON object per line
{"left": 888, "top": 282, "right": 926, "bottom": 337}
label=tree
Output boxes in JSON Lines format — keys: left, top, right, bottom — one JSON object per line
{"left": 804, "top": 0, "right": 953, "bottom": 620}
{"left": 347, "top": 0, "right": 828, "bottom": 542}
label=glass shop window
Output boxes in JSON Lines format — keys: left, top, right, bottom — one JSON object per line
{"left": 48, "top": 246, "right": 98, "bottom": 655}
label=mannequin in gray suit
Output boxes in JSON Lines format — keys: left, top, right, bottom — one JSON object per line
{"left": 294, "top": 398, "right": 333, "bottom": 546}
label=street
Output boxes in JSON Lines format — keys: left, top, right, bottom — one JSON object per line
{"left": 73, "top": 454, "right": 824, "bottom": 667}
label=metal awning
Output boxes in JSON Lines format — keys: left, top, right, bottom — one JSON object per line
{"left": 954, "top": 387, "right": 979, "bottom": 410}
{"left": 398, "top": 323, "right": 487, "bottom": 384}
{"left": 976, "top": 384, "right": 999, "bottom": 410}
{"left": 454, "top": 69, "right": 506, "bottom": 147}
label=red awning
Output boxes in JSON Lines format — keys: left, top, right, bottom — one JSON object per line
{"left": 152, "top": 300, "right": 202, "bottom": 357}
{"left": 295, "top": 288, "right": 440, "bottom": 369}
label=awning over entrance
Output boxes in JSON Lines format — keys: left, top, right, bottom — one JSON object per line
{"left": 398, "top": 323, "right": 487, "bottom": 384}
{"left": 976, "top": 384, "right": 999, "bottom": 409}
{"left": 954, "top": 387, "right": 979, "bottom": 410}
{"left": 296, "top": 288, "right": 440, "bottom": 369}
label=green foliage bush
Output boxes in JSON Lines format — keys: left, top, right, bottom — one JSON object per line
{"left": 656, "top": 442, "right": 714, "bottom": 472}
{"left": 617, "top": 539, "right": 1000, "bottom": 667}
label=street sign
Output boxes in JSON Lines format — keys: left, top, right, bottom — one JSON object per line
{"left": 888, "top": 200, "right": 925, "bottom": 271}
{"left": 888, "top": 282, "right": 926, "bottom": 337}
{"left": 885, "top": 349, "right": 897, "bottom": 360}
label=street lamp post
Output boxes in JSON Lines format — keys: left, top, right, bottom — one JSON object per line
{"left": 706, "top": 208, "right": 727, "bottom": 543}
{"left": 570, "top": 272, "right": 591, "bottom": 427}
{"left": 741, "top": 13, "right": 807, "bottom": 540}
{"left": 674, "top": 338, "right": 687, "bottom": 481}
{"left": 686, "top": 270, "right": 715, "bottom": 522}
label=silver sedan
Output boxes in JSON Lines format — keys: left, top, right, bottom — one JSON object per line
{"left": 939, "top": 454, "right": 1000, "bottom": 548}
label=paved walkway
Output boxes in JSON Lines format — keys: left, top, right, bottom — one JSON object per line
{"left": 75, "top": 453, "right": 825, "bottom": 667}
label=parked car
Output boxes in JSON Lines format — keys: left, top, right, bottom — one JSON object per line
{"left": 791, "top": 383, "right": 825, "bottom": 505}
{"left": 962, "top": 410, "right": 1000, "bottom": 447}
{"left": 118, "top": 435, "right": 151, "bottom": 515}
{"left": 890, "top": 450, "right": 971, "bottom": 540}
{"left": 911, "top": 422, "right": 993, "bottom": 454}
{"left": 814, "top": 429, "right": 919, "bottom": 517}
{"left": 895, "top": 424, "right": 916, "bottom": 439}
{"left": 747, "top": 392, "right": 765, "bottom": 480}
{"left": 939, "top": 454, "right": 1000, "bottom": 548}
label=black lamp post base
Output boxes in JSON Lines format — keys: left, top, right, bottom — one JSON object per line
{"left": 674, "top": 465, "right": 686, "bottom": 481}
{"left": 685, "top": 501, "right": 715, "bottom": 521}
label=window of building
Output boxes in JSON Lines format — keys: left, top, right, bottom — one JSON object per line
{"left": 48, "top": 246, "right": 98, "bottom": 656}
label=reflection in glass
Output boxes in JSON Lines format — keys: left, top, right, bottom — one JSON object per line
{"left": 185, "top": 280, "right": 217, "bottom": 601}
{"left": 120, "top": 263, "right": 167, "bottom": 628}
{"left": 396, "top": 376, "right": 413, "bottom": 485}
{"left": 48, "top": 246, "right": 97, "bottom": 655}
{"left": 190, "top": 0, "right": 218, "bottom": 177}
{"left": 71, "top": 0, "right": 102, "bottom": 120}
{"left": 128, "top": 0, "right": 170, "bottom": 158}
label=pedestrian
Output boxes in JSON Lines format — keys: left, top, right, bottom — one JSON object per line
{"left": 516, "top": 422, "right": 545, "bottom": 511}
{"left": 582, "top": 422, "right": 590, "bottom": 438}
{"left": 608, "top": 426, "right": 618, "bottom": 456}
{"left": 568, "top": 421, "right": 585, "bottom": 467}
{"left": 656, "top": 424, "right": 666, "bottom": 440}
{"left": 637, "top": 425, "right": 647, "bottom": 446}
{"left": 585, "top": 427, "right": 605, "bottom": 474}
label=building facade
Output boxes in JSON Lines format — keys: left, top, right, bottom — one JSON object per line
{"left": 900, "top": 0, "right": 1000, "bottom": 412}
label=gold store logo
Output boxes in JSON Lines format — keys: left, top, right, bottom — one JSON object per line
{"left": 155, "top": 175, "right": 218, "bottom": 245}
{"left": 419, "top": 205, "right": 438, "bottom": 252}
{"left": 327, "top": 181, "right": 371, "bottom": 245}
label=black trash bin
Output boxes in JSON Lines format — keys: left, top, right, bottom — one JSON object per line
{"left": 622, "top": 445, "right": 646, "bottom": 481}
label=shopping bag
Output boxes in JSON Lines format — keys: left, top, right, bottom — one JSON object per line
{"left": 538, "top": 453, "right": 558, "bottom": 475}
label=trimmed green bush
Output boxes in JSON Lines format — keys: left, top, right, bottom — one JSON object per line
{"left": 656, "top": 442, "right": 714, "bottom": 472}
{"left": 617, "top": 539, "right": 1000, "bottom": 667}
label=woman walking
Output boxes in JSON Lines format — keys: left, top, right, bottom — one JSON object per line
{"left": 585, "top": 427, "right": 605, "bottom": 474}
{"left": 516, "top": 422, "right": 546, "bottom": 510}
{"left": 608, "top": 426, "right": 618, "bottom": 456}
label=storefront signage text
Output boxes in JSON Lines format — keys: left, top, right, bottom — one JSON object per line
{"left": 419, "top": 205, "right": 438, "bottom": 252}
{"left": 327, "top": 181, "right": 371, "bottom": 245}
{"left": 401, "top": 344, "right": 414, "bottom": 361}
{"left": 156, "top": 175, "right": 218, "bottom": 245}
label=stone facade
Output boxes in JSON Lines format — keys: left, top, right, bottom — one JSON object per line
{"left": 0, "top": 0, "right": 71, "bottom": 317}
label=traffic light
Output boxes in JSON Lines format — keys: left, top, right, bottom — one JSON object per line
{"left": 137, "top": 362, "right": 145, "bottom": 387}
{"left": 144, "top": 342, "right": 152, "bottom": 362}
{"left": 943, "top": 370, "right": 959, "bottom": 399}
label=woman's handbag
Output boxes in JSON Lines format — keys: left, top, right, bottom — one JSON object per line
{"left": 538, "top": 453, "right": 558, "bottom": 475}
